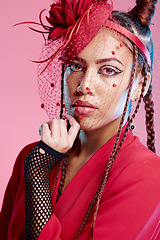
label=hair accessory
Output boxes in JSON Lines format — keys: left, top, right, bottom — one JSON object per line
{"left": 47, "top": 0, "right": 97, "bottom": 39}
{"left": 38, "top": 0, "right": 113, "bottom": 119}
{"left": 134, "top": 97, "right": 138, "bottom": 101}
{"left": 130, "top": 124, "right": 135, "bottom": 131}
{"left": 51, "top": 83, "right": 55, "bottom": 87}
{"left": 41, "top": 103, "right": 45, "bottom": 109}
{"left": 105, "top": 20, "right": 151, "bottom": 66}
{"left": 37, "top": 0, "right": 151, "bottom": 120}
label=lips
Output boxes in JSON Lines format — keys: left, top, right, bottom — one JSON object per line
{"left": 72, "top": 100, "right": 96, "bottom": 108}
{"left": 72, "top": 100, "right": 97, "bottom": 115}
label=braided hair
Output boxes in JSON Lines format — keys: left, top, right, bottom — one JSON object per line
{"left": 56, "top": 0, "right": 158, "bottom": 238}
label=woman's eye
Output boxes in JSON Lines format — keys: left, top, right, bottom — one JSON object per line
{"left": 68, "top": 62, "right": 83, "bottom": 72}
{"left": 98, "top": 65, "right": 123, "bottom": 77}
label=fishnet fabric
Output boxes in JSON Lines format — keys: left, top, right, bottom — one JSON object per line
{"left": 24, "top": 141, "right": 64, "bottom": 239}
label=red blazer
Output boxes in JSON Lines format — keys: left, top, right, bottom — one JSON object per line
{"left": 1, "top": 130, "right": 160, "bottom": 240}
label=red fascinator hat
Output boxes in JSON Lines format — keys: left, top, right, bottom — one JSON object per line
{"left": 37, "top": 0, "right": 151, "bottom": 119}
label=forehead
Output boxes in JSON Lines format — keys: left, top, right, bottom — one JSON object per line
{"left": 78, "top": 27, "right": 133, "bottom": 64}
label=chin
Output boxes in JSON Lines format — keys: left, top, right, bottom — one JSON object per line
{"left": 76, "top": 117, "right": 105, "bottom": 131}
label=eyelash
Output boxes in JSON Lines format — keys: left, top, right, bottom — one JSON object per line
{"left": 97, "top": 65, "right": 123, "bottom": 77}
{"left": 68, "top": 62, "right": 85, "bottom": 72}
{"left": 68, "top": 62, "right": 123, "bottom": 77}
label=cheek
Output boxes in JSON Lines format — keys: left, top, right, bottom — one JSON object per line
{"left": 97, "top": 76, "right": 124, "bottom": 114}
{"left": 100, "top": 64, "right": 133, "bottom": 118}
{"left": 64, "top": 71, "right": 81, "bottom": 113}
{"left": 64, "top": 70, "right": 81, "bottom": 95}
{"left": 113, "top": 89, "right": 128, "bottom": 118}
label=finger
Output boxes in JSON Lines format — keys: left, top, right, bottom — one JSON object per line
{"left": 60, "top": 119, "right": 68, "bottom": 138}
{"left": 49, "top": 119, "right": 60, "bottom": 138}
{"left": 63, "top": 113, "right": 80, "bottom": 144}
{"left": 62, "top": 113, "right": 78, "bottom": 128}
{"left": 41, "top": 123, "right": 51, "bottom": 141}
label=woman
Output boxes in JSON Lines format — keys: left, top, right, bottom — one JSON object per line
{"left": 1, "top": 0, "right": 160, "bottom": 239}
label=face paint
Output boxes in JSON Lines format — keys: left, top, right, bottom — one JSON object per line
{"left": 86, "top": 87, "right": 91, "bottom": 91}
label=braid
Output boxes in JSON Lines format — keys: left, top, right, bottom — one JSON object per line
{"left": 60, "top": 63, "right": 65, "bottom": 119}
{"left": 56, "top": 155, "right": 69, "bottom": 202}
{"left": 143, "top": 84, "right": 156, "bottom": 152}
{"left": 113, "top": 64, "right": 149, "bottom": 159}
{"left": 90, "top": 54, "right": 149, "bottom": 233}
{"left": 75, "top": 45, "right": 139, "bottom": 239}
{"left": 107, "top": 45, "right": 138, "bottom": 161}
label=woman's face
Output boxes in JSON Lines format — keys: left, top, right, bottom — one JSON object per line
{"left": 64, "top": 28, "right": 134, "bottom": 130}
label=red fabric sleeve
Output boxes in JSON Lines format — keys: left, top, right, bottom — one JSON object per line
{"left": 38, "top": 214, "right": 61, "bottom": 240}
{"left": 0, "top": 142, "right": 63, "bottom": 240}
{"left": 0, "top": 143, "right": 32, "bottom": 240}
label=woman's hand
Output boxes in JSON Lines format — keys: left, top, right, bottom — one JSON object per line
{"left": 40, "top": 113, "right": 80, "bottom": 153}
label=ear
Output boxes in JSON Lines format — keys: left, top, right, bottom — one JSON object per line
{"left": 130, "top": 72, "right": 151, "bottom": 102}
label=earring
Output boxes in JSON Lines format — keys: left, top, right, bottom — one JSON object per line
{"left": 134, "top": 97, "right": 138, "bottom": 102}
{"left": 130, "top": 125, "right": 135, "bottom": 131}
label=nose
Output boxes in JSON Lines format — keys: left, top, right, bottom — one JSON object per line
{"left": 76, "top": 68, "right": 95, "bottom": 95}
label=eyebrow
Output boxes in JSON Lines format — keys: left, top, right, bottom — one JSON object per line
{"left": 74, "top": 57, "right": 124, "bottom": 66}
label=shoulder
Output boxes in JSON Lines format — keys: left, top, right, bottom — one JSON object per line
{"left": 121, "top": 133, "right": 160, "bottom": 172}
{"left": 118, "top": 131, "right": 160, "bottom": 167}
{"left": 107, "top": 132, "right": 160, "bottom": 194}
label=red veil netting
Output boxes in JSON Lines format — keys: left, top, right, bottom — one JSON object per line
{"left": 36, "top": 0, "right": 151, "bottom": 129}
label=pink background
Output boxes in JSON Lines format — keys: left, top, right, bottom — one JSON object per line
{"left": 0, "top": 0, "right": 160, "bottom": 208}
